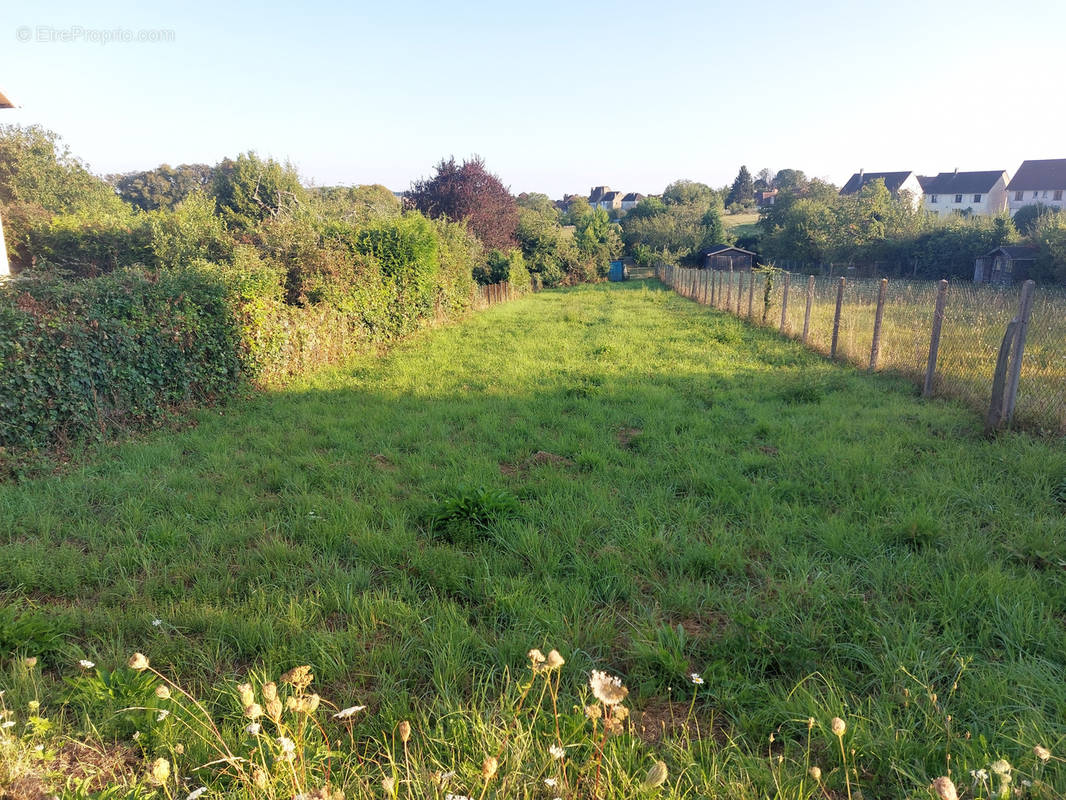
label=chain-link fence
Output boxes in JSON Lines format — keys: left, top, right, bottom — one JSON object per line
{"left": 656, "top": 264, "right": 1066, "bottom": 435}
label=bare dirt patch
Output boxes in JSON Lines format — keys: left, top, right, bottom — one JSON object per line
{"left": 1, "top": 740, "right": 137, "bottom": 800}
{"left": 634, "top": 699, "right": 730, "bottom": 745}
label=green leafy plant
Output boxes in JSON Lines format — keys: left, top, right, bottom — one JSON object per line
{"left": 425, "top": 486, "right": 521, "bottom": 542}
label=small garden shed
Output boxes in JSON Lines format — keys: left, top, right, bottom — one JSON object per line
{"left": 702, "top": 245, "right": 755, "bottom": 271}
{"left": 973, "top": 245, "right": 1038, "bottom": 285}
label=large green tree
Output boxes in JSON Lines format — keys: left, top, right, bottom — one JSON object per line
{"left": 727, "top": 166, "right": 755, "bottom": 207}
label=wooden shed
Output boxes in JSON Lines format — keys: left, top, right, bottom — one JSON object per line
{"left": 973, "top": 245, "right": 1038, "bottom": 285}
{"left": 702, "top": 245, "right": 755, "bottom": 271}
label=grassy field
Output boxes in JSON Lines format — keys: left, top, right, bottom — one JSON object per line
{"left": 2, "top": 281, "right": 1066, "bottom": 798}
{"left": 722, "top": 211, "right": 762, "bottom": 241}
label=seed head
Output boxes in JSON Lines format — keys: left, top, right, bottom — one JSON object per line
{"left": 830, "top": 717, "right": 847, "bottom": 737}
{"left": 1034, "top": 745, "right": 1051, "bottom": 763}
{"left": 990, "top": 759, "right": 1012, "bottom": 776}
{"left": 809, "top": 766, "right": 822, "bottom": 782}
{"left": 589, "top": 670, "right": 629, "bottom": 706}
{"left": 148, "top": 757, "right": 171, "bottom": 786}
{"left": 481, "top": 756, "right": 498, "bottom": 780}
{"left": 244, "top": 703, "right": 263, "bottom": 719}
{"left": 266, "top": 698, "right": 282, "bottom": 722}
{"left": 253, "top": 768, "right": 268, "bottom": 790}
{"left": 381, "top": 776, "right": 395, "bottom": 795}
{"left": 545, "top": 649, "right": 565, "bottom": 670}
{"left": 643, "top": 760, "right": 668, "bottom": 789}
{"left": 155, "top": 685, "right": 171, "bottom": 700}
{"left": 399, "top": 720, "right": 412, "bottom": 743}
{"left": 23, "top": 657, "right": 37, "bottom": 669}
{"left": 280, "top": 665, "right": 314, "bottom": 692}
{"left": 584, "top": 704, "right": 602, "bottom": 719}
{"left": 528, "top": 649, "right": 546, "bottom": 668}
{"left": 262, "top": 682, "right": 277, "bottom": 702}
{"left": 128, "top": 653, "right": 150, "bottom": 671}
{"left": 931, "top": 776, "right": 958, "bottom": 800}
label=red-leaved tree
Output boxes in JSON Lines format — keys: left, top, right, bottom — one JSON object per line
{"left": 408, "top": 156, "right": 518, "bottom": 251}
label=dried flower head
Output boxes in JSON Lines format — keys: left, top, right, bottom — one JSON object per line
{"left": 244, "top": 703, "right": 263, "bottom": 719}
{"left": 237, "top": 683, "right": 255, "bottom": 707}
{"left": 148, "top": 757, "right": 171, "bottom": 786}
{"left": 546, "top": 649, "right": 565, "bottom": 670}
{"left": 280, "top": 665, "right": 314, "bottom": 692}
{"left": 528, "top": 649, "right": 546, "bottom": 668}
{"left": 643, "top": 760, "right": 668, "bottom": 789}
{"left": 830, "top": 717, "right": 846, "bottom": 737}
{"left": 277, "top": 736, "right": 296, "bottom": 760}
{"left": 590, "top": 670, "right": 628, "bottom": 705}
{"left": 155, "top": 685, "right": 171, "bottom": 700}
{"left": 1034, "top": 745, "right": 1051, "bottom": 763}
{"left": 990, "top": 759, "right": 1012, "bottom": 775}
{"left": 266, "top": 698, "right": 283, "bottom": 722}
{"left": 23, "top": 657, "right": 37, "bottom": 669}
{"left": 253, "top": 768, "right": 268, "bottom": 790}
{"left": 809, "top": 766, "right": 822, "bottom": 782}
{"left": 399, "top": 720, "right": 412, "bottom": 743}
{"left": 381, "top": 776, "right": 396, "bottom": 795}
{"left": 931, "top": 776, "right": 958, "bottom": 800}
{"left": 584, "top": 704, "right": 602, "bottom": 719}
{"left": 481, "top": 756, "right": 498, "bottom": 781}
{"left": 262, "top": 682, "right": 278, "bottom": 702}
{"left": 246, "top": 722, "right": 261, "bottom": 735}
{"left": 174, "top": 743, "right": 184, "bottom": 755}
{"left": 128, "top": 653, "right": 150, "bottom": 671}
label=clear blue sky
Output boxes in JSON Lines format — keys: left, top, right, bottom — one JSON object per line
{"left": 2, "top": 0, "right": 1063, "bottom": 198}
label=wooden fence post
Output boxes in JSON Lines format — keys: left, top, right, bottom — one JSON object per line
{"left": 922, "top": 279, "right": 949, "bottom": 397}
{"left": 737, "top": 271, "right": 744, "bottom": 314}
{"left": 1002, "top": 279, "right": 1037, "bottom": 426}
{"left": 779, "top": 272, "right": 790, "bottom": 333}
{"left": 869, "top": 278, "right": 888, "bottom": 370}
{"left": 748, "top": 271, "right": 755, "bottom": 319}
{"left": 985, "top": 320, "right": 1019, "bottom": 434}
{"left": 830, "top": 277, "right": 846, "bottom": 358}
{"left": 726, "top": 265, "right": 733, "bottom": 309}
{"left": 703, "top": 270, "right": 710, "bottom": 305}
{"left": 802, "top": 275, "right": 814, "bottom": 343}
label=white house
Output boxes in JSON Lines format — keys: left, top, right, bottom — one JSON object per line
{"left": 840, "top": 170, "right": 924, "bottom": 210}
{"left": 919, "top": 170, "right": 1009, "bottom": 217}
{"left": 620, "top": 192, "right": 644, "bottom": 211}
{"left": 1007, "top": 159, "right": 1066, "bottom": 215}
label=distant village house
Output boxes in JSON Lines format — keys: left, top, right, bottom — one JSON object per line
{"left": 840, "top": 170, "right": 924, "bottom": 209}
{"left": 919, "top": 170, "right": 1009, "bottom": 217}
{"left": 1007, "top": 159, "right": 1066, "bottom": 215}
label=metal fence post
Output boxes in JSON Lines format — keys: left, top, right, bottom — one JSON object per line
{"left": 1003, "top": 279, "right": 1037, "bottom": 426}
{"left": 830, "top": 277, "right": 846, "bottom": 358}
{"left": 869, "top": 278, "right": 888, "bottom": 370}
{"left": 922, "top": 279, "right": 949, "bottom": 397}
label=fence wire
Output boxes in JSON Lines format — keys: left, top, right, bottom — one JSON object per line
{"left": 657, "top": 265, "right": 1066, "bottom": 435}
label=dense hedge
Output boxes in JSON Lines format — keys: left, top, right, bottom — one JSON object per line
{"left": 0, "top": 269, "right": 244, "bottom": 453}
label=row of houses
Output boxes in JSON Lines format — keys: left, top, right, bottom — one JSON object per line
{"left": 840, "top": 159, "right": 1066, "bottom": 218}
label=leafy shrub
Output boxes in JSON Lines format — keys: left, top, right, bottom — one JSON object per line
{"left": 0, "top": 268, "right": 243, "bottom": 454}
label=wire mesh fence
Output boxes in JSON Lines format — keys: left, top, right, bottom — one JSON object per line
{"left": 656, "top": 264, "right": 1066, "bottom": 435}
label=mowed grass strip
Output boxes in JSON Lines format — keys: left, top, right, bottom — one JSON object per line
{"left": 2, "top": 280, "right": 1066, "bottom": 792}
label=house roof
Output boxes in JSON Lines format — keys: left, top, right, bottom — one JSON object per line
{"left": 985, "top": 245, "right": 1039, "bottom": 260}
{"left": 921, "top": 171, "right": 1006, "bottom": 195}
{"left": 0, "top": 89, "right": 13, "bottom": 109}
{"left": 621, "top": 192, "right": 644, "bottom": 202}
{"left": 840, "top": 171, "right": 916, "bottom": 195}
{"left": 702, "top": 244, "right": 756, "bottom": 257}
{"left": 1007, "top": 159, "right": 1066, "bottom": 190}
{"left": 588, "top": 186, "right": 610, "bottom": 203}
{"left": 601, "top": 191, "right": 622, "bottom": 201}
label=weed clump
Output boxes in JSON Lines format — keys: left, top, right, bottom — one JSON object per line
{"left": 424, "top": 486, "right": 521, "bottom": 543}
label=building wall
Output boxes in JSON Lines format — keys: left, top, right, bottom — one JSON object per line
{"left": 923, "top": 176, "right": 1008, "bottom": 217}
{"left": 1008, "top": 187, "right": 1066, "bottom": 215}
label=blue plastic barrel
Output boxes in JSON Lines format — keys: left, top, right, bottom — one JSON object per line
{"left": 608, "top": 261, "right": 626, "bottom": 281}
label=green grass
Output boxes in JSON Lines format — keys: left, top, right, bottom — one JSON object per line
{"left": 723, "top": 211, "right": 762, "bottom": 241}
{"left": 2, "top": 280, "right": 1066, "bottom": 798}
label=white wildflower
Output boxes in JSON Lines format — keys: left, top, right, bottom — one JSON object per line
{"left": 544, "top": 778, "right": 557, "bottom": 788}
{"left": 152, "top": 619, "right": 163, "bottom": 627}
{"left": 690, "top": 672, "right": 704, "bottom": 685}
{"left": 78, "top": 659, "right": 95, "bottom": 669}
{"left": 245, "top": 722, "right": 261, "bottom": 735}
{"left": 332, "top": 705, "right": 367, "bottom": 719}
{"left": 1, "top": 721, "right": 15, "bottom": 729}
{"left": 185, "top": 788, "right": 207, "bottom": 800}
{"left": 156, "top": 709, "right": 169, "bottom": 721}
{"left": 549, "top": 744, "right": 566, "bottom": 759}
